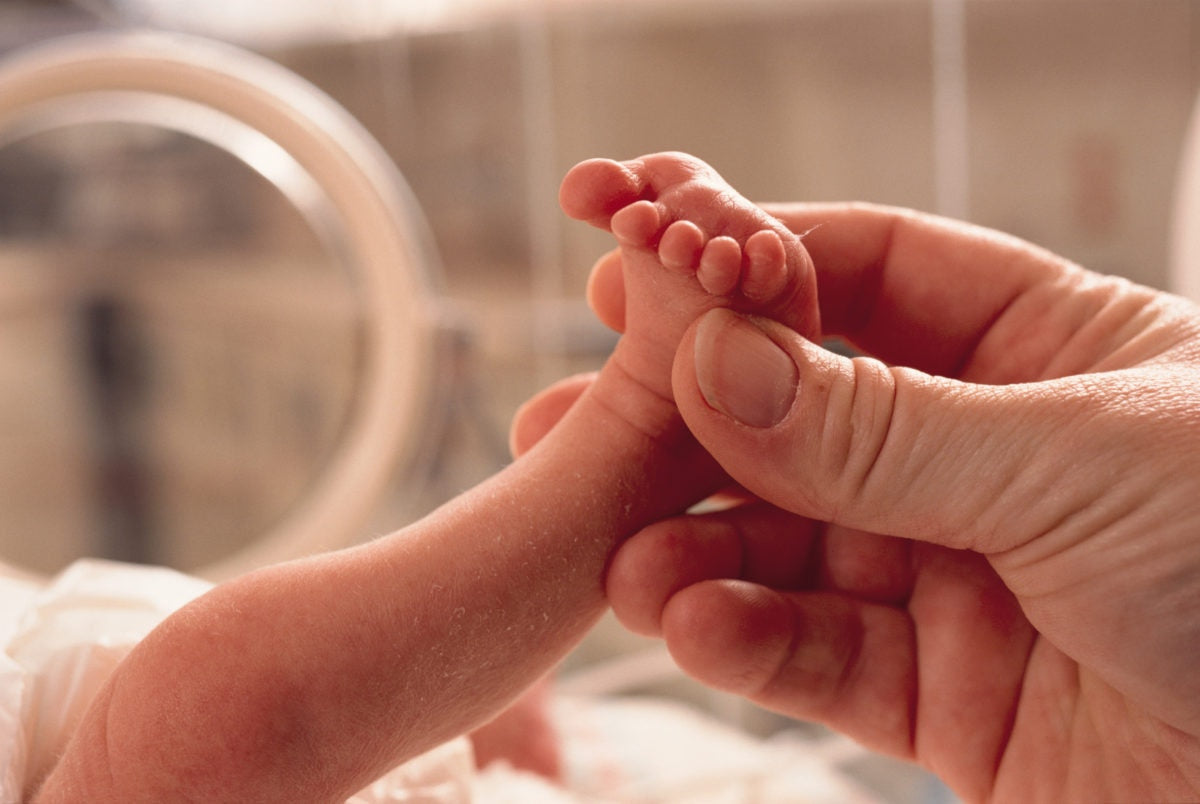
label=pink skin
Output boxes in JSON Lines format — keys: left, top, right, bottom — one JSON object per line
{"left": 31, "top": 153, "right": 816, "bottom": 803}
{"left": 559, "top": 152, "right": 819, "bottom": 404}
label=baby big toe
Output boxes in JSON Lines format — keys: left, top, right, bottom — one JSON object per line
{"left": 559, "top": 158, "right": 644, "bottom": 227}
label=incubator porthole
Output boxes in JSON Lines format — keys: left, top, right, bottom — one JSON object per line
{"left": 0, "top": 32, "right": 441, "bottom": 581}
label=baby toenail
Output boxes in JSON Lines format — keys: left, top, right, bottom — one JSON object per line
{"left": 695, "top": 310, "right": 797, "bottom": 428}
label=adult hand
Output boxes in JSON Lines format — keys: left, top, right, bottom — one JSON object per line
{"left": 520, "top": 203, "right": 1200, "bottom": 801}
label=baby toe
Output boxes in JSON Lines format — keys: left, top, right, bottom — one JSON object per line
{"left": 741, "top": 230, "right": 788, "bottom": 302}
{"left": 611, "top": 200, "right": 665, "bottom": 248}
{"left": 658, "top": 220, "right": 706, "bottom": 272}
{"left": 697, "top": 236, "right": 743, "bottom": 296}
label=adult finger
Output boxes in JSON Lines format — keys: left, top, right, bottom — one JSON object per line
{"left": 661, "top": 579, "right": 917, "bottom": 757}
{"left": 671, "top": 309, "right": 1109, "bottom": 554}
{"left": 607, "top": 502, "right": 915, "bottom": 636}
{"left": 760, "top": 202, "right": 1105, "bottom": 381}
{"left": 606, "top": 503, "right": 820, "bottom": 636}
{"left": 660, "top": 545, "right": 1031, "bottom": 784}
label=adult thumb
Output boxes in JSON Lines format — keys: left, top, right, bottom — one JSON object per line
{"left": 673, "top": 308, "right": 1088, "bottom": 555}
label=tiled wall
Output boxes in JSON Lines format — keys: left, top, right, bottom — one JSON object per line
{"left": 545, "top": 0, "right": 1198, "bottom": 291}
{"left": 966, "top": 0, "right": 1197, "bottom": 284}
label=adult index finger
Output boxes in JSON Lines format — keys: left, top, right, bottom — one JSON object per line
{"left": 762, "top": 202, "right": 1084, "bottom": 382}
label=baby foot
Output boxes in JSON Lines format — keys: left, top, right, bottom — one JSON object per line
{"left": 559, "top": 151, "right": 820, "bottom": 403}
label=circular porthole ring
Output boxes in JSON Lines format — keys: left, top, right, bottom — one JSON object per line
{"left": 0, "top": 30, "right": 443, "bottom": 581}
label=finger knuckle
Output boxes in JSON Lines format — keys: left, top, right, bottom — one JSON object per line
{"left": 817, "top": 355, "right": 900, "bottom": 520}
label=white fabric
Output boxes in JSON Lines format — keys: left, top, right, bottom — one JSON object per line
{"left": 1, "top": 560, "right": 211, "bottom": 800}
{"left": 552, "top": 695, "right": 878, "bottom": 803}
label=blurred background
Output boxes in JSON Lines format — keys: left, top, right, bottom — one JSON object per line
{"left": 1, "top": 0, "right": 1197, "bottom": 799}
